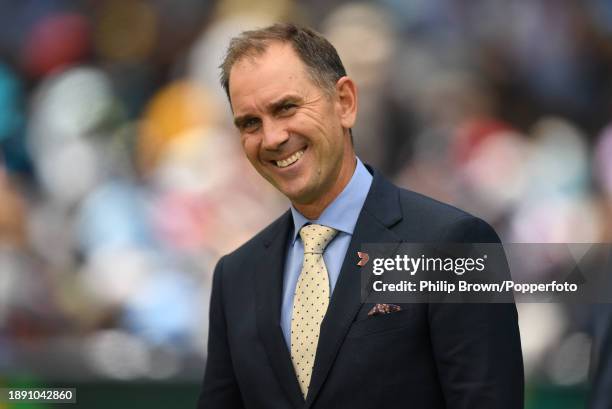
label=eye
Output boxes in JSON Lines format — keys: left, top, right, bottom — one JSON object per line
{"left": 278, "top": 103, "right": 297, "bottom": 115}
{"left": 241, "top": 118, "right": 261, "bottom": 133}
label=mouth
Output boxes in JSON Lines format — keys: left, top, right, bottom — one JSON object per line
{"left": 274, "top": 148, "right": 305, "bottom": 168}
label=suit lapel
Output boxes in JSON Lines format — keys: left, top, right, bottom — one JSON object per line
{"left": 304, "top": 171, "right": 403, "bottom": 408}
{"left": 254, "top": 211, "right": 304, "bottom": 408}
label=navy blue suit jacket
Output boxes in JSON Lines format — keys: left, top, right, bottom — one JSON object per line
{"left": 198, "top": 168, "right": 524, "bottom": 409}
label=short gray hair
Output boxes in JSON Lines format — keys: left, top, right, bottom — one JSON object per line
{"left": 219, "top": 23, "right": 347, "bottom": 101}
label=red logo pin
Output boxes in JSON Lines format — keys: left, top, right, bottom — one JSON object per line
{"left": 357, "top": 252, "right": 369, "bottom": 266}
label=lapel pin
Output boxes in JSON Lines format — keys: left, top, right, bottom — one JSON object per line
{"left": 357, "top": 252, "right": 369, "bottom": 266}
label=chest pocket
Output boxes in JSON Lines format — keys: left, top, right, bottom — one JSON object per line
{"left": 346, "top": 307, "right": 415, "bottom": 338}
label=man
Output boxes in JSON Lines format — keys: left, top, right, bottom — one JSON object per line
{"left": 197, "top": 23, "right": 523, "bottom": 409}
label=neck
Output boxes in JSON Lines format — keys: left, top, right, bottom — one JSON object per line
{"left": 293, "top": 155, "right": 357, "bottom": 220}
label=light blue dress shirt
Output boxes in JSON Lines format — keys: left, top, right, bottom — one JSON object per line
{"left": 280, "top": 158, "right": 373, "bottom": 347}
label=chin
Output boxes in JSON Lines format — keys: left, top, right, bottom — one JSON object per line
{"left": 273, "top": 177, "right": 314, "bottom": 201}
{"left": 281, "top": 189, "right": 309, "bottom": 203}
{"left": 276, "top": 184, "right": 311, "bottom": 203}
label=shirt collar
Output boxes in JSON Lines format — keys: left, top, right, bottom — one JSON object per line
{"left": 290, "top": 157, "right": 373, "bottom": 243}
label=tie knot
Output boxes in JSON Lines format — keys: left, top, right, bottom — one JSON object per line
{"left": 299, "top": 224, "right": 338, "bottom": 254}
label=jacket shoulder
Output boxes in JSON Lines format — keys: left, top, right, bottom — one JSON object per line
{"left": 398, "top": 187, "right": 473, "bottom": 222}
{"left": 395, "top": 187, "right": 499, "bottom": 243}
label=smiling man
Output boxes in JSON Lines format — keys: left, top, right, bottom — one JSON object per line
{"left": 197, "top": 23, "right": 524, "bottom": 409}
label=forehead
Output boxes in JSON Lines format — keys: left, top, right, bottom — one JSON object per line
{"left": 228, "top": 42, "right": 316, "bottom": 111}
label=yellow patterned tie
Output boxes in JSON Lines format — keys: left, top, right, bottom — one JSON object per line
{"left": 291, "top": 224, "right": 338, "bottom": 397}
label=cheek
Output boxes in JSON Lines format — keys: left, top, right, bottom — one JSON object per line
{"left": 293, "top": 107, "right": 329, "bottom": 135}
{"left": 241, "top": 135, "right": 259, "bottom": 160}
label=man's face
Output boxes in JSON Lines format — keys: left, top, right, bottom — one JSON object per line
{"left": 228, "top": 42, "right": 354, "bottom": 206}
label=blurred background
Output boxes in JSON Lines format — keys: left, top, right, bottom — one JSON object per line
{"left": 0, "top": 0, "right": 611, "bottom": 407}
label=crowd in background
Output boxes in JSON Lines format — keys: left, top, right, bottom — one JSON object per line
{"left": 0, "top": 0, "right": 611, "bottom": 393}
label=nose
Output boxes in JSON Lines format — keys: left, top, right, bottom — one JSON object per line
{"left": 261, "top": 118, "right": 289, "bottom": 151}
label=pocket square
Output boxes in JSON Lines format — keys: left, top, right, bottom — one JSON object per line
{"left": 367, "top": 303, "right": 401, "bottom": 316}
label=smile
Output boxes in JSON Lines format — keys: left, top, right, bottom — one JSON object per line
{"left": 275, "top": 149, "right": 305, "bottom": 168}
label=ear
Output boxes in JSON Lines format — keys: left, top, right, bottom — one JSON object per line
{"left": 335, "top": 76, "right": 358, "bottom": 130}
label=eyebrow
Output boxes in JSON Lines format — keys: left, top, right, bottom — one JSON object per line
{"left": 233, "top": 94, "right": 303, "bottom": 128}
{"left": 233, "top": 114, "right": 255, "bottom": 129}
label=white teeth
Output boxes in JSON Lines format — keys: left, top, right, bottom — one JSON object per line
{"left": 275, "top": 149, "right": 304, "bottom": 168}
